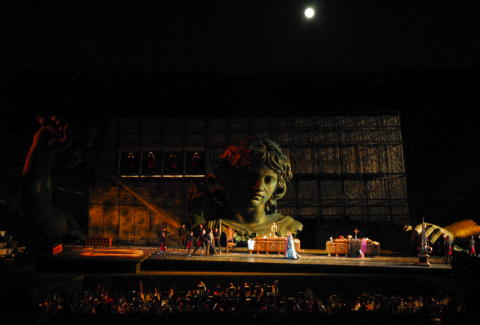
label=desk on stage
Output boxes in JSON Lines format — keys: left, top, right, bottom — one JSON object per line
{"left": 250, "top": 237, "right": 301, "bottom": 254}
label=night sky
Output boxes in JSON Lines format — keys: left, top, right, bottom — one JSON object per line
{"left": 2, "top": 1, "right": 480, "bottom": 73}
{"left": 1, "top": 0, "right": 480, "bottom": 227}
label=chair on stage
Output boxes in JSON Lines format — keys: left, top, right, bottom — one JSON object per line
{"left": 224, "top": 226, "right": 236, "bottom": 253}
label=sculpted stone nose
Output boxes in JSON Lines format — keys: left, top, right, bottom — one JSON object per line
{"left": 252, "top": 177, "right": 265, "bottom": 190}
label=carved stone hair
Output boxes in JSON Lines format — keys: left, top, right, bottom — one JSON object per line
{"left": 217, "top": 137, "right": 293, "bottom": 214}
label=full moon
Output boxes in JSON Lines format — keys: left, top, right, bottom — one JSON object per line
{"left": 304, "top": 7, "right": 315, "bottom": 19}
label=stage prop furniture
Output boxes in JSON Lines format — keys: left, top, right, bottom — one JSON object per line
{"left": 253, "top": 237, "right": 301, "bottom": 254}
{"left": 85, "top": 237, "right": 112, "bottom": 247}
{"left": 366, "top": 241, "right": 381, "bottom": 256}
{"left": 326, "top": 238, "right": 349, "bottom": 257}
{"left": 0, "top": 247, "right": 13, "bottom": 258}
{"left": 326, "top": 238, "right": 380, "bottom": 257}
{"left": 226, "top": 241, "right": 236, "bottom": 253}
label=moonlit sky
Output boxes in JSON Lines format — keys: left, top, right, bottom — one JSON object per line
{"left": 1, "top": 0, "right": 479, "bottom": 74}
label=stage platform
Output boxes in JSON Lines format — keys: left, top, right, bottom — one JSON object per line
{"left": 42, "top": 245, "right": 452, "bottom": 276}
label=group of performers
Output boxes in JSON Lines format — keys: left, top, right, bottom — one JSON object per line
{"left": 158, "top": 224, "right": 300, "bottom": 260}
{"left": 184, "top": 224, "right": 222, "bottom": 257}
{"left": 158, "top": 224, "right": 222, "bottom": 258}
{"left": 420, "top": 233, "right": 480, "bottom": 264}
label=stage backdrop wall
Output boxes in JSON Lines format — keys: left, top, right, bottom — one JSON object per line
{"left": 89, "top": 114, "right": 409, "bottom": 248}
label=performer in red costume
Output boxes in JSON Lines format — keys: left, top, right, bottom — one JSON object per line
{"left": 158, "top": 230, "right": 167, "bottom": 258}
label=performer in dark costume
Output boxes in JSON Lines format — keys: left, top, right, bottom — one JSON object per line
{"left": 192, "top": 229, "right": 207, "bottom": 256}
{"left": 444, "top": 235, "right": 452, "bottom": 264}
{"left": 437, "top": 233, "right": 446, "bottom": 257}
{"left": 186, "top": 230, "right": 195, "bottom": 257}
{"left": 213, "top": 228, "right": 222, "bottom": 254}
{"left": 178, "top": 224, "right": 187, "bottom": 248}
{"left": 194, "top": 223, "right": 204, "bottom": 238}
{"left": 161, "top": 226, "right": 168, "bottom": 236}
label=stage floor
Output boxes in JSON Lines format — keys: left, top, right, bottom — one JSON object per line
{"left": 150, "top": 249, "right": 451, "bottom": 269}
{"left": 46, "top": 246, "right": 452, "bottom": 276}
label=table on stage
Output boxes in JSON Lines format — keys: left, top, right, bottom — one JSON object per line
{"left": 250, "top": 237, "right": 302, "bottom": 254}
{"left": 326, "top": 238, "right": 380, "bottom": 257}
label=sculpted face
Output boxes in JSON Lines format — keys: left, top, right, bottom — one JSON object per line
{"left": 231, "top": 165, "right": 278, "bottom": 212}
{"left": 188, "top": 137, "right": 303, "bottom": 240}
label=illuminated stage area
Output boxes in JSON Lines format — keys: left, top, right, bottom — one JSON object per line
{"left": 46, "top": 246, "right": 452, "bottom": 276}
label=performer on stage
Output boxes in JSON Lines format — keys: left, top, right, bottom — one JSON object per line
{"left": 188, "top": 137, "right": 303, "bottom": 244}
{"left": 178, "top": 224, "right": 187, "bottom": 248}
{"left": 192, "top": 229, "right": 207, "bottom": 256}
{"left": 469, "top": 235, "right": 476, "bottom": 256}
{"left": 186, "top": 230, "right": 194, "bottom": 257}
{"left": 213, "top": 228, "right": 222, "bottom": 254}
{"left": 360, "top": 238, "right": 368, "bottom": 258}
{"left": 160, "top": 226, "right": 168, "bottom": 237}
{"left": 444, "top": 235, "right": 452, "bottom": 264}
{"left": 437, "top": 233, "right": 447, "bottom": 257}
{"left": 285, "top": 231, "right": 300, "bottom": 260}
{"left": 207, "top": 229, "right": 215, "bottom": 255}
{"left": 194, "top": 223, "right": 204, "bottom": 237}
{"left": 158, "top": 230, "right": 167, "bottom": 258}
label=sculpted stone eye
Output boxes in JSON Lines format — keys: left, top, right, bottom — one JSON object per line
{"left": 265, "top": 176, "right": 274, "bottom": 184}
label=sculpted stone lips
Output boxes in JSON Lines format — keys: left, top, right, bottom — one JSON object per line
{"left": 250, "top": 192, "right": 264, "bottom": 200}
